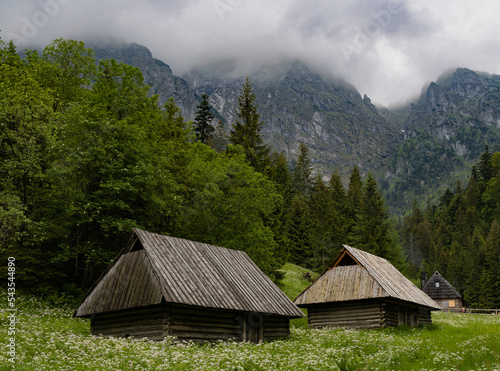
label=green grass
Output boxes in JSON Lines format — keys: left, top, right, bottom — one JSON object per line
{"left": 277, "top": 263, "right": 319, "bottom": 301}
{"left": 1, "top": 266, "right": 499, "bottom": 370}
{"left": 278, "top": 263, "right": 319, "bottom": 328}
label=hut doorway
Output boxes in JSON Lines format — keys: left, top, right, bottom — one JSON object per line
{"left": 398, "top": 306, "right": 419, "bottom": 327}
{"left": 244, "top": 313, "right": 264, "bottom": 343}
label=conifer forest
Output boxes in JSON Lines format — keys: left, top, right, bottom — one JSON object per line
{"left": 1, "top": 38, "right": 499, "bottom": 308}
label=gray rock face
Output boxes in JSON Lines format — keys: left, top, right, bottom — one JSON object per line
{"left": 91, "top": 42, "right": 500, "bottom": 215}
{"left": 90, "top": 42, "right": 200, "bottom": 117}
{"left": 93, "top": 43, "right": 401, "bottom": 178}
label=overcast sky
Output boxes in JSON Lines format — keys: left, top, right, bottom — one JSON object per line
{"left": 1, "top": 0, "right": 499, "bottom": 106}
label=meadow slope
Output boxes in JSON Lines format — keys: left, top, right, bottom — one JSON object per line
{"left": 1, "top": 264, "right": 499, "bottom": 370}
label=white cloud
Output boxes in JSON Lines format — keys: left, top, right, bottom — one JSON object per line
{"left": 1, "top": 0, "right": 499, "bottom": 106}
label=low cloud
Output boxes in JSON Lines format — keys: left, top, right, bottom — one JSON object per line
{"left": 1, "top": 0, "right": 499, "bottom": 106}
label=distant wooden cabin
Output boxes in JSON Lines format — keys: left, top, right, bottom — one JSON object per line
{"left": 75, "top": 229, "right": 304, "bottom": 343}
{"left": 294, "top": 245, "right": 441, "bottom": 329}
{"left": 422, "top": 271, "right": 465, "bottom": 310}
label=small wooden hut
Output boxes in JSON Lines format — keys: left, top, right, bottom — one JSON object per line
{"left": 422, "top": 271, "right": 465, "bottom": 310}
{"left": 294, "top": 245, "right": 441, "bottom": 329}
{"left": 75, "top": 229, "right": 304, "bottom": 342}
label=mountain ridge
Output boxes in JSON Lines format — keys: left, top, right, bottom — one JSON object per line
{"left": 90, "top": 42, "right": 500, "bottom": 215}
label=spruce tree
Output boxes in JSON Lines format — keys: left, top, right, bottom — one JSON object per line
{"left": 229, "top": 77, "right": 270, "bottom": 173}
{"left": 269, "top": 152, "right": 293, "bottom": 207}
{"left": 347, "top": 165, "right": 363, "bottom": 237}
{"left": 194, "top": 94, "right": 215, "bottom": 144}
{"left": 351, "top": 173, "right": 394, "bottom": 260}
{"left": 211, "top": 119, "right": 228, "bottom": 152}
{"left": 484, "top": 220, "right": 500, "bottom": 307}
{"left": 285, "top": 194, "right": 313, "bottom": 266}
{"left": 309, "top": 175, "right": 339, "bottom": 270}
{"left": 292, "top": 142, "right": 313, "bottom": 195}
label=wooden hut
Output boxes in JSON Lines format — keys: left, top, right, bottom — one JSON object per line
{"left": 75, "top": 228, "right": 304, "bottom": 342}
{"left": 422, "top": 271, "right": 465, "bottom": 310}
{"left": 294, "top": 245, "right": 441, "bottom": 329}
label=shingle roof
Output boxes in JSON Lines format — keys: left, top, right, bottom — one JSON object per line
{"left": 422, "top": 271, "right": 462, "bottom": 300}
{"left": 75, "top": 229, "right": 304, "bottom": 318}
{"left": 294, "top": 245, "right": 441, "bottom": 310}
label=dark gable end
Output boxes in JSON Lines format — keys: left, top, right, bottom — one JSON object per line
{"left": 75, "top": 250, "right": 162, "bottom": 317}
{"left": 422, "top": 271, "right": 462, "bottom": 300}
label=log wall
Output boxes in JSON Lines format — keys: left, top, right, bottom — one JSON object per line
{"left": 307, "top": 299, "right": 434, "bottom": 329}
{"left": 91, "top": 304, "right": 168, "bottom": 341}
{"left": 169, "top": 304, "right": 242, "bottom": 342}
{"left": 307, "top": 300, "right": 384, "bottom": 329}
{"left": 383, "top": 300, "right": 432, "bottom": 327}
{"left": 263, "top": 316, "right": 290, "bottom": 341}
{"left": 90, "top": 303, "right": 292, "bottom": 343}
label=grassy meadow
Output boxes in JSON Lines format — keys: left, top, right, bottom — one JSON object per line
{"left": 1, "top": 264, "right": 499, "bottom": 370}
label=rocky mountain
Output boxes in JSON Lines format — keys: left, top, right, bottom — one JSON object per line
{"left": 90, "top": 42, "right": 201, "bottom": 116}
{"left": 185, "top": 61, "right": 402, "bottom": 177}
{"left": 383, "top": 68, "right": 500, "bottom": 212}
{"left": 91, "top": 43, "right": 500, "bottom": 215}
{"left": 92, "top": 43, "right": 401, "bottom": 181}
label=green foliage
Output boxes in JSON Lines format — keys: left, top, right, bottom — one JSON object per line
{"left": 0, "top": 39, "right": 286, "bottom": 292}
{"left": 174, "top": 144, "right": 282, "bottom": 275}
{"left": 285, "top": 194, "right": 313, "bottom": 265}
{"left": 351, "top": 173, "right": 397, "bottom": 261}
{"left": 194, "top": 94, "right": 215, "bottom": 143}
{"left": 400, "top": 147, "right": 500, "bottom": 308}
{"left": 229, "top": 77, "right": 271, "bottom": 173}
{"left": 291, "top": 142, "right": 313, "bottom": 195}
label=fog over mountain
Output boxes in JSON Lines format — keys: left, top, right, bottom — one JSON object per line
{"left": 1, "top": 0, "right": 500, "bottom": 107}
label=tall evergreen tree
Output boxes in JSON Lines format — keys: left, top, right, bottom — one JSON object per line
{"left": 329, "top": 170, "right": 347, "bottom": 213}
{"left": 269, "top": 152, "right": 293, "bottom": 207}
{"left": 229, "top": 77, "right": 270, "bottom": 173}
{"left": 292, "top": 142, "right": 313, "bottom": 195}
{"left": 328, "top": 170, "right": 349, "bottom": 257}
{"left": 484, "top": 220, "right": 500, "bottom": 307}
{"left": 347, "top": 165, "right": 363, "bottom": 236}
{"left": 211, "top": 119, "right": 228, "bottom": 153}
{"left": 285, "top": 194, "right": 313, "bottom": 266}
{"left": 463, "top": 228, "right": 486, "bottom": 307}
{"left": 479, "top": 145, "right": 493, "bottom": 182}
{"left": 194, "top": 94, "right": 215, "bottom": 144}
{"left": 351, "top": 173, "right": 394, "bottom": 260}
{"left": 309, "top": 175, "right": 339, "bottom": 270}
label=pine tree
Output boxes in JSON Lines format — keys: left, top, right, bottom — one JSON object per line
{"left": 347, "top": 165, "right": 363, "bottom": 237}
{"left": 268, "top": 152, "right": 293, "bottom": 268}
{"left": 484, "top": 220, "right": 500, "bottom": 307}
{"left": 479, "top": 145, "right": 493, "bottom": 182}
{"left": 328, "top": 170, "right": 349, "bottom": 248}
{"left": 229, "top": 77, "right": 270, "bottom": 173}
{"left": 292, "top": 142, "right": 313, "bottom": 195}
{"left": 329, "top": 170, "right": 347, "bottom": 211}
{"left": 269, "top": 152, "right": 293, "bottom": 207}
{"left": 309, "top": 175, "right": 340, "bottom": 270}
{"left": 463, "top": 227, "right": 486, "bottom": 307}
{"left": 194, "top": 94, "right": 215, "bottom": 144}
{"left": 285, "top": 194, "right": 313, "bottom": 266}
{"left": 351, "top": 173, "right": 394, "bottom": 260}
{"left": 211, "top": 119, "right": 228, "bottom": 152}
